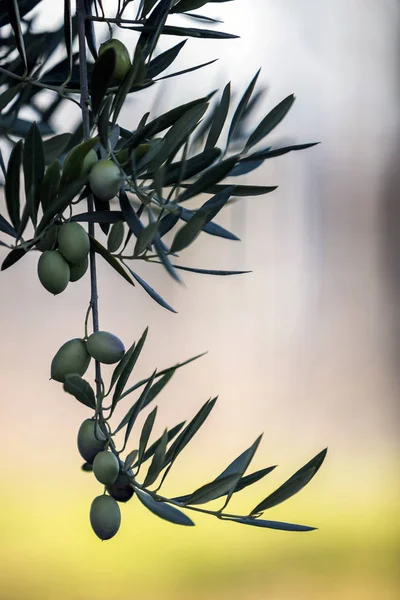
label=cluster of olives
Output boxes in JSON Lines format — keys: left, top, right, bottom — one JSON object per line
{"left": 37, "top": 222, "right": 90, "bottom": 294}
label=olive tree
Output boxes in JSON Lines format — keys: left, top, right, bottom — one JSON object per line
{"left": 0, "top": 0, "right": 326, "bottom": 541}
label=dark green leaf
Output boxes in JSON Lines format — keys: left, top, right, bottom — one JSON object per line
{"left": 64, "top": 0, "right": 72, "bottom": 79}
{"left": 134, "top": 221, "right": 160, "bottom": 257}
{"left": 124, "top": 449, "right": 139, "bottom": 471}
{"left": 228, "top": 158, "right": 264, "bottom": 177}
{"left": 251, "top": 448, "right": 328, "bottom": 514}
{"left": 1, "top": 243, "right": 32, "bottom": 271}
{"left": 108, "top": 340, "right": 136, "bottom": 396}
{"left": 23, "top": 122, "right": 45, "bottom": 226}
{"left": 189, "top": 183, "right": 278, "bottom": 197}
{"left": 135, "top": 488, "right": 195, "bottom": 526}
{"left": 242, "top": 142, "right": 320, "bottom": 162}
{"left": 90, "top": 48, "right": 116, "bottom": 117}
{"left": 183, "top": 474, "right": 240, "bottom": 505}
{"left": 154, "top": 234, "right": 182, "bottom": 283}
{"left": 150, "top": 24, "right": 238, "bottom": 39}
{"left": 179, "top": 207, "right": 239, "bottom": 240}
{"left": 163, "top": 147, "right": 221, "bottom": 186}
{"left": 165, "top": 397, "right": 217, "bottom": 465}
{"left": 112, "top": 328, "right": 149, "bottom": 411}
{"left": 63, "top": 374, "right": 96, "bottom": 410}
{"left": 164, "top": 264, "right": 249, "bottom": 276}
{"left": 5, "top": 140, "right": 22, "bottom": 230}
{"left": 227, "top": 69, "right": 261, "bottom": 146}
{"left": 245, "top": 95, "right": 296, "bottom": 150}
{"left": 137, "top": 407, "right": 158, "bottom": 469}
{"left": 171, "top": 0, "right": 209, "bottom": 12}
{"left": 153, "top": 103, "right": 209, "bottom": 168}
{"left": 71, "top": 210, "right": 123, "bottom": 225}
{"left": 170, "top": 186, "right": 233, "bottom": 253}
{"left": 8, "top": 0, "right": 27, "bottom": 71}
{"left": 156, "top": 58, "right": 218, "bottom": 81}
{"left": 205, "top": 82, "right": 231, "bottom": 149}
{"left": 112, "top": 50, "right": 144, "bottom": 126}
{"left": 147, "top": 40, "right": 187, "bottom": 79}
{"left": 140, "top": 421, "right": 186, "bottom": 464}
{"left": 89, "top": 235, "right": 135, "bottom": 286}
{"left": 119, "top": 371, "right": 174, "bottom": 425}
{"left": 125, "top": 266, "right": 177, "bottom": 313}
{"left": 119, "top": 189, "right": 144, "bottom": 238}
{"left": 40, "top": 160, "right": 62, "bottom": 213}
{"left": 0, "top": 84, "right": 22, "bottom": 113}
{"left": 107, "top": 220, "right": 125, "bottom": 253}
{"left": 141, "top": 0, "right": 159, "bottom": 18}
{"left": 121, "top": 352, "right": 207, "bottom": 400}
{"left": 118, "top": 371, "right": 157, "bottom": 449}
{"left": 225, "top": 517, "right": 316, "bottom": 532}
{"left": 36, "top": 175, "right": 88, "bottom": 235}
{"left": 84, "top": 0, "right": 97, "bottom": 60}
{"left": 98, "top": 96, "right": 113, "bottom": 150}
{"left": 178, "top": 156, "right": 237, "bottom": 202}
{"left": 143, "top": 429, "right": 168, "bottom": 487}
{"left": 43, "top": 133, "right": 72, "bottom": 165}
{"left": 60, "top": 138, "right": 98, "bottom": 189}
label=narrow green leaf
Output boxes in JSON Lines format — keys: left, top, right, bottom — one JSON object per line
{"left": 152, "top": 25, "right": 238, "bottom": 39}
{"left": 36, "top": 175, "right": 88, "bottom": 236}
{"left": 118, "top": 371, "right": 157, "bottom": 449}
{"left": 251, "top": 448, "right": 328, "bottom": 514}
{"left": 140, "top": 421, "right": 186, "bottom": 465}
{"left": 186, "top": 183, "right": 278, "bottom": 197}
{"left": 215, "top": 435, "right": 262, "bottom": 505}
{"left": 8, "top": 0, "right": 27, "bottom": 71}
{"left": 90, "top": 48, "right": 116, "bottom": 117}
{"left": 40, "top": 160, "right": 62, "bottom": 213}
{"left": 143, "top": 428, "right": 168, "bottom": 487}
{"left": 72, "top": 211, "right": 123, "bottom": 225}
{"left": 245, "top": 94, "right": 296, "bottom": 151}
{"left": 163, "top": 264, "right": 249, "bottom": 276}
{"left": 124, "top": 449, "right": 139, "bottom": 471}
{"left": 60, "top": 138, "right": 98, "bottom": 189}
{"left": 156, "top": 58, "right": 218, "bottom": 81}
{"left": 225, "top": 517, "right": 316, "bottom": 532}
{"left": 119, "top": 189, "right": 144, "bottom": 238}
{"left": 154, "top": 235, "right": 182, "bottom": 283}
{"left": 5, "top": 140, "right": 22, "bottom": 230}
{"left": 43, "top": 133, "right": 72, "bottom": 165}
{"left": 112, "top": 327, "right": 149, "bottom": 411}
{"left": 23, "top": 122, "right": 45, "bottom": 226}
{"left": 63, "top": 374, "right": 96, "bottom": 410}
{"left": 163, "top": 147, "right": 221, "bottom": 186}
{"left": 135, "top": 488, "right": 195, "bottom": 526}
{"left": 170, "top": 186, "right": 233, "bottom": 253}
{"left": 205, "top": 82, "right": 231, "bottom": 150}
{"left": 89, "top": 235, "right": 135, "bottom": 286}
{"left": 112, "top": 48, "right": 145, "bottom": 125}
{"left": 108, "top": 341, "right": 136, "bottom": 396}
{"left": 0, "top": 84, "right": 22, "bottom": 113}
{"left": 178, "top": 156, "right": 237, "bottom": 202}
{"left": 137, "top": 407, "right": 158, "bottom": 469}
{"left": 119, "top": 371, "right": 174, "bottom": 425}
{"left": 165, "top": 397, "right": 218, "bottom": 465}
{"left": 180, "top": 207, "right": 239, "bottom": 240}
{"left": 227, "top": 69, "right": 261, "bottom": 146}
{"left": 107, "top": 220, "right": 125, "bottom": 253}
{"left": 120, "top": 353, "right": 207, "bottom": 400}
{"left": 147, "top": 40, "right": 187, "bottom": 79}
{"left": 125, "top": 266, "right": 177, "bottom": 313}
{"left": 183, "top": 474, "right": 240, "bottom": 505}
{"left": 1, "top": 245, "right": 28, "bottom": 271}
{"left": 64, "top": 0, "right": 72, "bottom": 79}
{"left": 133, "top": 221, "right": 160, "bottom": 257}
{"left": 98, "top": 96, "right": 113, "bottom": 150}
{"left": 241, "top": 142, "right": 320, "bottom": 162}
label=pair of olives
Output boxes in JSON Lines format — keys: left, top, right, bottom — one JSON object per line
{"left": 51, "top": 331, "right": 125, "bottom": 383}
{"left": 37, "top": 222, "right": 89, "bottom": 294}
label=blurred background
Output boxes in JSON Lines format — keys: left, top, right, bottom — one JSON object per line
{"left": 0, "top": 0, "right": 399, "bottom": 598}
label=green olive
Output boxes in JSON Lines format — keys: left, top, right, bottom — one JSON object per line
{"left": 35, "top": 226, "right": 59, "bottom": 252}
{"left": 68, "top": 256, "right": 89, "bottom": 282}
{"left": 77, "top": 418, "right": 107, "bottom": 463}
{"left": 86, "top": 331, "right": 125, "bottom": 365}
{"left": 58, "top": 222, "right": 90, "bottom": 265}
{"left": 37, "top": 250, "right": 70, "bottom": 295}
{"left": 93, "top": 451, "right": 120, "bottom": 486}
{"left": 99, "top": 39, "right": 131, "bottom": 81}
{"left": 90, "top": 495, "right": 121, "bottom": 540}
{"left": 88, "top": 159, "right": 122, "bottom": 201}
{"left": 51, "top": 338, "right": 91, "bottom": 383}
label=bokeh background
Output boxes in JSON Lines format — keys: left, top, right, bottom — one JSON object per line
{"left": 1, "top": 0, "right": 399, "bottom": 598}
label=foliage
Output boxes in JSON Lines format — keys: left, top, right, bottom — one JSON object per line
{"left": 0, "top": 0, "right": 325, "bottom": 540}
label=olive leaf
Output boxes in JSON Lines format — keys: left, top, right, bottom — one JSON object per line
{"left": 181, "top": 474, "right": 240, "bottom": 506}
{"left": 251, "top": 448, "right": 328, "bottom": 514}
{"left": 227, "top": 69, "right": 261, "bottom": 146}
{"left": 23, "top": 122, "right": 45, "bottom": 226}
{"left": 89, "top": 235, "right": 135, "bottom": 287}
{"left": 224, "top": 517, "right": 316, "bottom": 532}
{"left": 107, "top": 220, "right": 125, "bottom": 253}
{"left": 43, "top": 133, "right": 72, "bottom": 164}
{"left": 8, "top": 0, "right": 27, "bottom": 71}
{"left": 111, "top": 327, "right": 149, "bottom": 410}
{"left": 137, "top": 406, "right": 158, "bottom": 470}
{"left": 177, "top": 156, "right": 237, "bottom": 202}
{"left": 133, "top": 221, "right": 160, "bottom": 257}
{"left": 90, "top": 47, "right": 116, "bottom": 117}
{"left": 1, "top": 245, "right": 29, "bottom": 271}
{"left": 135, "top": 488, "right": 195, "bottom": 526}
{"left": 245, "top": 94, "right": 296, "bottom": 151}
{"left": 147, "top": 39, "right": 187, "bottom": 79}
{"left": 205, "top": 82, "right": 231, "bottom": 150}
{"left": 5, "top": 140, "right": 23, "bottom": 230}
{"left": 143, "top": 428, "right": 168, "bottom": 487}
{"left": 63, "top": 374, "right": 96, "bottom": 410}
{"left": 124, "top": 265, "right": 177, "bottom": 314}
{"left": 40, "top": 160, "right": 62, "bottom": 213}
{"left": 36, "top": 175, "right": 88, "bottom": 235}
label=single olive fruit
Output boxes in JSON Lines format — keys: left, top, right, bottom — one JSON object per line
{"left": 35, "top": 226, "right": 59, "bottom": 252}
{"left": 69, "top": 256, "right": 88, "bottom": 282}
{"left": 93, "top": 451, "right": 120, "bottom": 486}
{"left": 37, "top": 250, "right": 70, "bottom": 295}
{"left": 86, "top": 331, "right": 125, "bottom": 365}
{"left": 90, "top": 495, "right": 121, "bottom": 541}
{"left": 58, "top": 222, "right": 90, "bottom": 265}
{"left": 107, "top": 471, "right": 135, "bottom": 503}
{"left": 88, "top": 159, "right": 122, "bottom": 202}
{"left": 77, "top": 418, "right": 107, "bottom": 463}
{"left": 99, "top": 39, "right": 131, "bottom": 81}
{"left": 51, "top": 338, "right": 91, "bottom": 383}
